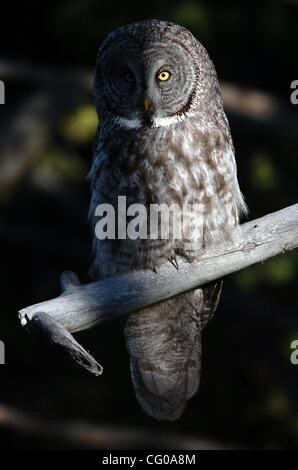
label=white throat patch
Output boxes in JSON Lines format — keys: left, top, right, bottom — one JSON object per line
{"left": 115, "top": 113, "right": 189, "bottom": 130}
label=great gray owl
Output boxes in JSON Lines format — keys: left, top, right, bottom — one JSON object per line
{"left": 89, "top": 19, "right": 247, "bottom": 420}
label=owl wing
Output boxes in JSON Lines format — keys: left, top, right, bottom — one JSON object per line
{"left": 89, "top": 124, "right": 105, "bottom": 189}
{"left": 88, "top": 124, "right": 111, "bottom": 279}
{"left": 201, "top": 280, "right": 223, "bottom": 329}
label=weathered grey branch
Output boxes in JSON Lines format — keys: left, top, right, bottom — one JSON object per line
{"left": 27, "top": 312, "right": 103, "bottom": 376}
{"left": 19, "top": 204, "right": 298, "bottom": 374}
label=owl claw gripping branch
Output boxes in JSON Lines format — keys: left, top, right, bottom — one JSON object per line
{"left": 89, "top": 19, "right": 247, "bottom": 420}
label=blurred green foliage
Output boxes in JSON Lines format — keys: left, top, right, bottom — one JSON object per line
{"left": 172, "top": 3, "right": 210, "bottom": 34}
{"left": 59, "top": 105, "right": 98, "bottom": 144}
{"left": 251, "top": 152, "right": 280, "bottom": 193}
{"left": 236, "top": 252, "right": 297, "bottom": 289}
{"left": 266, "top": 387, "right": 290, "bottom": 420}
{"left": 38, "top": 148, "right": 88, "bottom": 181}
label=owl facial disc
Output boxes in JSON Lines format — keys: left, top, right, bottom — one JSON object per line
{"left": 94, "top": 23, "right": 200, "bottom": 129}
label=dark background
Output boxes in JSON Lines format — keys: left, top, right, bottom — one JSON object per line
{"left": 0, "top": 0, "right": 297, "bottom": 449}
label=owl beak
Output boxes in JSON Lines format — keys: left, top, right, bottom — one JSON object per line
{"left": 143, "top": 98, "right": 152, "bottom": 112}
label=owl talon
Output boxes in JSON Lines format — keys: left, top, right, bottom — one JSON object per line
{"left": 168, "top": 256, "right": 179, "bottom": 270}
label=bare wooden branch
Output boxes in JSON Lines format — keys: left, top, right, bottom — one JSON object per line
{"left": 27, "top": 312, "right": 102, "bottom": 376}
{"left": 18, "top": 204, "right": 298, "bottom": 375}
{"left": 19, "top": 204, "right": 298, "bottom": 340}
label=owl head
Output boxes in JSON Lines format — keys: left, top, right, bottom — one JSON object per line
{"left": 93, "top": 19, "right": 221, "bottom": 129}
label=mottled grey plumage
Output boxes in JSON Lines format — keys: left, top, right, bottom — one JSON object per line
{"left": 89, "top": 20, "right": 246, "bottom": 420}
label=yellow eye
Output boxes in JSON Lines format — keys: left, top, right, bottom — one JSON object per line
{"left": 157, "top": 70, "right": 171, "bottom": 82}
